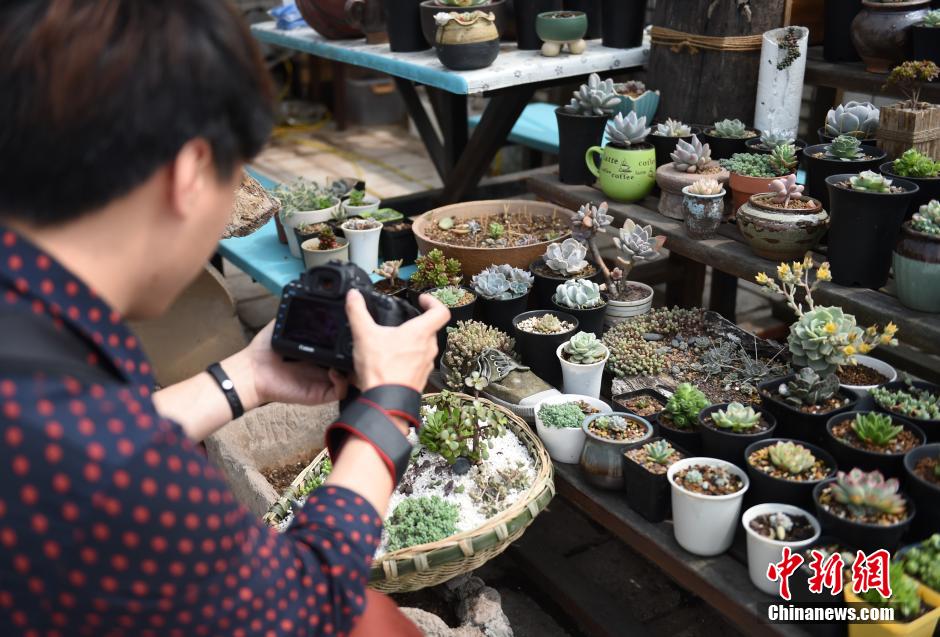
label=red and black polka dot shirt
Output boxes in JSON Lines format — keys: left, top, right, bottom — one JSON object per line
{"left": 0, "top": 229, "right": 383, "bottom": 636}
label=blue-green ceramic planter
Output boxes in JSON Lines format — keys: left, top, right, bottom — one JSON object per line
{"left": 894, "top": 223, "right": 940, "bottom": 313}
{"left": 613, "top": 90, "right": 660, "bottom": 122}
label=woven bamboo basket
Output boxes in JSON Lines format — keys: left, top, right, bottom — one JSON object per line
{"left": 266, "top": 392, "right": 555, "bottom": 593}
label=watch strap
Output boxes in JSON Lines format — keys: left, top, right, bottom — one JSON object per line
{"left": 206, "top": 362, "right": 245, "bottom": 420}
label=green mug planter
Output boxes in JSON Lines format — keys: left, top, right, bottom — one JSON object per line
{"left": 586, "top": 112, "right": 656, "bottom": 203}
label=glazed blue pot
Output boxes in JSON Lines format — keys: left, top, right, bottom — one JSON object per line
{"left": 613, "top": 90, "right": 659, "bottom": 123}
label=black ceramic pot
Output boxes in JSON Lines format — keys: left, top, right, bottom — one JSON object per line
{"left": 379, "top": 220, "right": 418, "bottom": 264}
{"left": 529, "top": 257, "right": 604, "bottom": 309}
{"left": 744, "top": 438, "right": 838, "bottom": 510}
{"left": 648, "top": 128, "right": 700, "bottom": 167}
{"left": 903, "top": 443, "right": 940, "bottom": 540}
{"left": 744, "top": 137, "right": 808, "bottom": 157}
{"left": 600, "top": 0, "right": 646, "bottom": 48}
{"left": 654, "top": 412, "right": 702, "bottom": 455}
{"left": 555, "top": 107, "right": 609, "bottom": 185}
{"left": 436, "top": 39, "right": 500, "bottom": 71}
{"left": 512, "top": 309, "right": 579, "bottom": 387}
{"left": 700, "top": 128, "right": 759, "bottom": 161}
{"left": 622, "top": 436, "right": 689, "bottom": 523}
{"left": 550, "top": 299, "right": 606, "bottom": 338}
{"left": 802, "top": 143, "right": 887, "bottom": 210}
{"left": 515, "top": 0, "right": 562, "bottom": 49}
{"left": 872, "top": 380, "right": 940, "bottom": 443}
{"left": 825, "top": 173, "right": 918, "bottom": 288}
{"left": 476, "top": 292, "right": 530, "bottom": 334}
{"left": 911, "top": 24, "right": 940, "bottom": 64}
{"left": 612, "top": 388, "right": 667, "bottom": 419}
{"left": 824, "top": 0, "right": 863, "bottom": 62}
{"left": 419, "top": 0, "right": 509, "bottom": 46}
{"left": 758, "top": 375, "right": 860, "bottom": 448}
{"left": 815, "top": 127, "right": 879, "bottom": 147}
{"left": 698, "top": 404, "right": 778, "bottom": 468}
{"left": 563, "top": 0, "right": 602, "bottom": 39}
{"left": 431, "top": 286, "right": 477, "bottom": 364}
{"left": 879, "top": 161, "right": 940, "bottom": 216}
{"left": 384, "top": 0, "right": 430, "bottom": 52}
{"left": 825, "top": 411, "right": 926, "bottom": 478}
{"left": 813, "top": 479, "right": 915, "bottom": 552}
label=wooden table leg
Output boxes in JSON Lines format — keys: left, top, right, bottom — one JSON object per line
{"left": 709, "top": 269, "right": 738, "bottom": 322}
{"left": 394, "top": 78, "right": 449, "bottom": 181}
{"left": 426, "top": 87, "right": 468, "bottom": 175}
{"left": 664, "top": 252, "right": 705, "bottom": 308}
{"left": 331, "top": 60, "right": 348, "bottom": 131}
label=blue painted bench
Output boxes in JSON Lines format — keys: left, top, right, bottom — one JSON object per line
{"left": 469, "top": 102, "right": 560, "bottom": 155}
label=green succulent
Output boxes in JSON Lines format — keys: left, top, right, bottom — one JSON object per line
{"left": 829, "top": 468, "right": 907, "bottom": 516}
{"left": 472, "top": 264, "right": 533, "bottom": 300}
{"left": 430, "top": 285, "right": 467, "bottom": 307}
{"left": 538, "top": 402, "right": 586, "bottom": 429}
{"left": 779, "top": 367, "right": 840, "bottom": 407}
{"left": 564, "top": 73, "right": 620, "bottom": 116}
{"left": 850, "top": 412, "right": 902, "bottom": 446}
{"left": 441, "top": 320, "right": 515, "bottom": 391}
{"left": 563, "top": 331, "right": 608, "bottom": 365}
{"left": 488, "top": 222, "right": 505, "bottom": 239}
{"left": 719, "top": 153, "right": 780, "bottom": 178}
{"left": 664, "top": 383, "right": 710, "bottom": 430}
{"left": 769, "top": 143, "right": 798, "bottom": 175}
{"left": 824, "top": 135, "right": 865, "bottom": 161}
{"left": 530, "top": 313, "right": 564, "bottom": 334}
{"left": 643, "top": 439, "right": 676, "bottom": 465}
{"left": 759, "top": 128, "right": 796, "bottom": 148}
{"left": 412, "top": 248, "right": 463, "bottom": 289}
{"left": 767, "top": 441, "right": 817, "bottom": 475}
{"left": 710, "top": 402, "right": 761, "bottom": 432}
{"left": 923, "top": 9, "right": 940, "bottom": 27}
{"left": 860, "top": 562, "right": 922, "bottom": 621}
{"left": 419, "top": 391, "right": 507, "bottom": 464}
{"left": 711, "top": 118, "right": 749, "bottom": 138}
{"left": 387, "top": 496, "right": 459, "bottom": 552}
{"left": 553, "top": 278, "right": 604, "bottom": 309}
{"left": 788, "top": 306, "right": 865, "bottom": 376}
{"left": 273, "top": 178, "right": 337, "bottom": 216}
{"left": 891, "top": 148, "right": 940, "bottom": 178}
{"left": 912, "top": 200, "right": 940, "bottom": 236}
{"left": 900, "top": 534, "right": 940, "bottom": 591}
{"left": 849, "top": 170, "right": 893, "bottom": 193}
{"left": 871, "top": 382, "right": 940, "bottom": 421}
{"left": 670, "top": 135, "right": 712, "bottom": 173}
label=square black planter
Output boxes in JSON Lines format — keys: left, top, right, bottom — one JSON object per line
{"left": 621, "top": 436, "right": 689, "bottom": 523}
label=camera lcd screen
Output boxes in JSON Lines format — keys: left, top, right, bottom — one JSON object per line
{"left": 281, "top": 297, "right": 341, "bottom": 349}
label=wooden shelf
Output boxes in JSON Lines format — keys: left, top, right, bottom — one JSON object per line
{"left": 805, "top": 46, "right": 940, "bottom": 103}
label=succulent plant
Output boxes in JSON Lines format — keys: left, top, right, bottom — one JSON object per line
{"left": 430, "top": 285, "right": 467, "bottom": 307}
{"left": 434, "top": 0, "right": 488, "bottom": 5}
{"left": 768, "top": 441, "right": 817, "bottom": 475}
{"left": 420, "top": 391, "right": 507, "bottom": 464}
{"left": 273, "top": 179, "right": 337, "bottom": 217}
{"left": 441, "top": 320, "right": 515, "bottom": 390}
{"left": 386, "top": 496, "right": 459, "bottom": 551}
{"left": 861, "top": 561, "right": 923, "bottom": 621}
{"left": 565, "top": 73, "right": 620, "bottom": 116}
{"left": 664, "top": 383, "right": 710, "bottom": 429}
{"left": 768, "top": 174, "right": 804, "bottom": 206}
{"left": 768, "top": 143, "right": 798, "bottom": 175}
{"left": 779, "top": 367, "right": 841, "bottom": 407}
{"left": 891, "top": 148, "right": 940, "bottom": 178}
{"left": 711, "top": 402, "right": 761, "bottom": 432}
{"left": 850, "top": 412, "right": 903, "bottom": 446}
{"left": 539, "top": 402, "right": 586, "bottom": 428}
{"left": 849, "top": 170, "right": 893, "bottom": 193}
{"left": 571, "top": 201, "right": 613, "bottom": 243}
{"left": 711, "top": 118, "right": 749, "bottom": 138}
{"left": 606, "top": 111, "right": 650, "bottom": 147}
{"left": 912, "top": 199, "right": 940, "bottom": 236}
{"left": 472, "top": 264, "right": 534, "bottom": 300}
{"left": 530, "top": 313, "right": 564, "bottom": 334}
{"left": 683, "top": 469, "right": 703, "bottom": 484}
{"left": 824, "top": 135, "right": 865, "bottom": 161}
{"left": 923, "top": 9, "right": 940, "bottom": 27}
{"left": 544, "top": 238, "right": 590, "bottom": 275}
{"left": 719, "top": 153, "right": 779, "bottom": 178}
{"left": 612, "top": 219, "right": 662, "bottom": 265}
{"left": 593, "top": 415, "right": 629, "bottom": 434}
{"left": 686, "top": 178, "right": 724, "bottom": 196}
{"left": 759, "top": 128, "right": 796, "bottom": 148}
{"left": 553, "top": 278, "right": 604, "bottom": 309}
{"left": 670, "top": 134, "right": 712, "bottom": 173}
{"left": 563, "top": 331, "right": 608, "bottom": 364}
{"left": 643, "top": 439, "right": 676, "bottom": 465}
{"left": 615, "top": 80, "right": 647, "bottom": 96}
{"left": 412, "top": 248, "right": 463, "bottom": 289}
{"left": 824, "top": 101, "right": 879, "bottom": 139}
{"left": 654, "top": 118, "right": 692, "bottom": 137}
{"left": 374, "top": 259, "right": 403, "bottom": 282}
{"left": 885, "top": 60, "right": 939, "bottom": 109}
{"left": 871, "top": 382, "right": 940, "bottom": 421}
{"left": 829, "top": 468, "right": 906, "bottom": 516}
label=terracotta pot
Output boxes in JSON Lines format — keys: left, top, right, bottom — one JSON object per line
{"left": 435, "top": 11, "right": 500, "bottom": 70}
{"left": 894, "top": 222, "right": 940, "bottom": 313}
{"left": 419, "top": 0, "right": 508, "bottom": 47}
{"left": 296, "top": 0, "right": 364, "bottom": 39}
{"left": 736, "top": 194, "right": 829, "bottom": 261}
{"left": 413, "top": 200, "right": 574, "bottom": 278}
{"left": 850, "top": 0, "right": 930, "bottom": 74}
{"left": 728, "top": 172, "right": 791, "bottom": 215}
{"left": 654, "top": 162, "right": 729, "bottom": 220}
{"left": 345, "top": 0, "right": 387, "bottom": 44}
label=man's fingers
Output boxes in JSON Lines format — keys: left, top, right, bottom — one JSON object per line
{"left": 410, "top": 294, "right": 452, "bottom": 332}
{"left": 345, "top": 289, "right": 376, "bottom": 339}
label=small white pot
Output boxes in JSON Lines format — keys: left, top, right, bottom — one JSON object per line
{"left": 556, "top": 342, "right": 609, "bottom": 399}
{"left": 840, "top": 355, "right": 897, "bottom": 392}
{"left": 605, "top": 282, "right": 654, "bottom": 326}
{"left": 282, "top": 202, "right": 339, "bottom": 258}
{"left": 342, "top": 194, "right": 381, "bottom": 218}
{"left": 742, "top": 503, "right": 821, "bottom": 596}
{"left": 667, "top": 457, "right": 750, "bottom": 557}
{"left": 534, "top": 394, "right": 612, "bottom": 464}
{"left": 342, "top": 221, "right": 383, "bottom": 272}
{"left": 301, "top": 238, "right": 349, "bottom": 270}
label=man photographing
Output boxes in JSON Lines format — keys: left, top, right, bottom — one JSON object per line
{"left": 0, "top": 1, "right": 449, "bottom": 635}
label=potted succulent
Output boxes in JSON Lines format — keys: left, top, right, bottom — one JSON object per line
{"left": 604, "top": 218, "right": 663, "bottom": 323}
{"left": 804, "top": 134, "right": 888, "bottom": 211}
{"left": 656, "top": 382, "right": 710, "bottom": 454}
{"left": 373, "top": 259, "right": 408, "bottom": 297}
{"left": 872, "top": 380, "right": 940, "bottom": 442}
{"left": 719, "top": 145, "right": 798, "bottom": 213}
{"left": 379, "top": 218, "right": 419, "bottom": 265}
{"left": 428, "top": 284, "right": 477, "bottom": 361}
{"left": 433, "top": 11, "right": 500, "bottom": 70}
{"left": 556, "top": 73, "right": 620, "bottom": 185}
{"left": 612, "top": 80, "right": 660, "bottom": 122}
{"left": 877, "top": 60, "right": 940, "bottom": 163}
{"left": 912, "top": 9, "right": 940, "bottom": 63}
{"left": 418, "top": 0, "right": 508, "bottom": 47}
{"left": 838, "top": 355, "right": 897, "bottom": 391}
{"left": 529, "top": 238, "right": 602, "bottom": 309}
{"left": 744, "top": 128, "right": 807, "bottom": 156}
{"left": 534, "top": 394, "right": 610, "bottom": 463}
{"left": 534, "top": 9, "right": 588, "bottom": 56}
{"left": 471, "top": 264, "right": 534, "bottom": 333}
{"left": 364, "top": 207, "right": 404, "bottom": 224}
{"left": 825, "top": 170, "right": 919, "bottom": 288}
{"left": 515, "top": 0, "right": 563, "bottom": 50}
{"left": 580, "top": 412, "right": 654, "bottom": 489}
{"left": 512, "top": 310, "right": 579, "bottom": 387}
{"left": 813, "top": 468, "right": 915, "bottom": 552}
{"left": 737, "top": 175, "right": 829, "bottom": 260}
{"left": 273, "top": 179, "right": 341, "bottom": 257}
{"left": 655, "top": 134, "right": 729, "bottom": 220}
{"left": 900, "top": 453, "right": 940, "bottom": 550}
{"left": 699, "top": 118, "right": 759, "bottom": 160}
{"left": 846, "top": 560, "right": 940, "bottom": 637}
{"left": 699, "top": 402, "right": 778, "bottom": 468}
{"left": 667, "top": 457, "right": 749, "bottom": 556}
{"left": 745, "top": 439, "right": 838, "bottom": 510}
{"left": 880, "top": 149, "right": 940, "bottom": 212}
{"left": 300, "top": 228, "right": 349, "bottom": 270}
{"left": 760, "top": 370, "right": 860, "bottom": 447}
{"left": 551, "top": 278, "right": 606, "bottom": 338}
{"left": 341, "top": 217, "right": 384, "bottom": 271}
{"left": 613, "top": 388, "right": 667, "bottom": 419}
{"left": 898, "top": 534, "right": 940, "bottom": 607}
{"left": 556, "top": 331, "right": 609, "bottom": 398}
{"left": 819, "top": 101, "right": 880, "bottom": 145}
{"left": 585, "top": 111, "right": 656, "bottom": 203}
{"left": 826, "top": 411, "right": 926, "bottom": 476}
{"left": 741, "top": 504, "right": 821, "bottom": 596}
{"left": 622, "top": 438, "right": 688, "bottom": 522}
{"left": 681, "top": 179, "right": 726, "bottom": 239}
{"left": 341, "top": 187, "right": 380, "bottom": 217}
{"left": 648, "top": 118, "right": 699, "bottom": 168}
{"left": 408, "top": 248, "right": 463, "bottom": 303}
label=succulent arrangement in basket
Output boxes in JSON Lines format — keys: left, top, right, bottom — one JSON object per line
{"left": 387, "top": 496, "right": 460, "bottom": 552}
{"left": 831, "top": 411, "right": 921, "bottom": 455}
{"left": 564, "top": 73, "right": 620, "bottom": 116}
{"left": 561, "top": 331, "right": 608, "bottom": 365}
{"left": 626, "top": 439, "right": 684, "bottom": 475}
{"left": 672, "top": 463, "right": 745, "bottom": 495}
{"left": 670, "top": 135, "right": 716, "bottom": 174}
{"left": 661, "top": 383, "right": 710, "bottom": 431}
{"left": 708, "top": 118, "right": 757, "bottom": 140}
{"left": 817, "top": 468, "right": 909, "bottom": 525}
{"left": 587, "top": 414, "right": 647, "bottom": 441}
{"left": 472, "top": 264, "right": 533, "bottom": 300}
{"left": 420, "top": 390, "right": 508, "bottom": 464}
{"left": 411, "top": 248, "right": 463, "bottom": 292}
{"left": 889, "top": 148, "right": 940, "bottom": 179}
{"left": 748, "top": 440, "right": 831, "bottom": 481}
{"left": 653, "top": 118, "right": 692, "bottom": 138}
{"left": 824, "top": 101, "right": 880, "bottom": 139}
{"left": 516, "top": 313, "right": 574, "bottom": 335}
{"left": 871, "top": 380, "right": 940, "bottom": 421}
{"left": 709, "top": 402, "right": 764, "bottom": 433}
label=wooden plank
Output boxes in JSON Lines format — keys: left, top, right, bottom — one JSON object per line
{"left": 393, "top": 78, "right": 448, "bottom": 181}
{"left": 526, "top": 172, "right": 940, "bottom": 355}
{"left": 805, "top": 46, "right": 940, "bottom": 102}
{"left": 710, "top": 269, "right": 740, "bottom": 321}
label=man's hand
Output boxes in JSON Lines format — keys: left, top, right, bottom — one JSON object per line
{"left": 346, "top": 290, "right": 450, "bottom": 392}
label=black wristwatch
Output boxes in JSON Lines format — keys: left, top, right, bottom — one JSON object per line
{"left": 206, "top": 362, "right": 245, "bottom": 419}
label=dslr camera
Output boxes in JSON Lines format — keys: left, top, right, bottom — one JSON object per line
{"left": 271, "top": 261, "right": 420, "bottom": 371}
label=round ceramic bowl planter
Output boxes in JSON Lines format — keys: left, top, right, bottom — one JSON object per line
{"left": 556, "top": 108, "right": 611, "bottom": 186}
{"left": 282, "top": 199, "right": 340, "bottom": 258}
{"left": 850, "top": 0, "right": 931, "bottom": 74}
{"left": 698, "top": 404, "right": 778, "bottom": 468}
{"left": 534, "top": 10, "right": 587, "bottom": 57}
{"left": 556, "top": 341, "right": 608, "bottom": 399}
{"left": 681, "top": 186, "right": 726, "bottom": 239}
{"left": 341, "top": 194, "right": 380, "bottom": 218}
{"left": 529, "top": 257, "right": 604, "bottom": 310}
{"left": 586, "top": 143, "right": 657, "bottom": 204}
{"left": 341, "top": 219, "right": 383, "bottom": 272}
{"left": 418, "top": 0, "right": 508, "bottom": 47}
{"left": 838, "top": 355, "right": 897, "bottom": 392}
{"left": 649, "top": 128, "right": 701, "bottom": 168}
{"left": 301, "top": 238, "right": 349, "bottom": 270}
{"left": 758, "top": 375, "right": 860, "bottom": 447}
{"left": 802, "top": 143, "right": 886, "bottom": 211}
{"left": 434, "top": 11, "right": 500, "bottom": 71}
{"left": 475, "top": 291, "right": 530, "bottom": 335}
{"left": 612, "top": 89, "right": 660, "bottom": 123}
{"left": 667, "top": 457, "right": 750, "bottom": 556}
{"left": 512, "top": 310, "right": 579, "bottom": 387}
{"left": 534, "top": 394, "right": 611, "bottom": 464}
{"left": 872, "top": 380, "right": 940, "bottom": 443}
{"left": 700, "top": 128, "right": 759, "bottom": 161}
{"left": 605, "top": 282, "right": 653, "bottom": 326}
{"left": 550, "top": 298, "right": 607, "bottom": 338}
{"left": 655, "top": 162, "right": 729, "bottom": 221}
{"left": 825, "top": 174, "right": 919, "bottom": 289}
{"left": 879, "top": 161, "right": 940, "bottom": 213}
{"left": 744, "top": 438, "right": 838, "bottom": 510}
{"left": 741, "top": 503, "right": 821, "bottom": 596}
{"left": 825, "top": 411, "right": 926, "bottom": 476}
{"left": 579, "top": 412, "right": 655, "bottom": 490}
{"left": 736, "top": 193, "right": 830, "bottom": 261}
{"left": 903, "top": 443, "right": 940, "bottom": 537}
{"left": 813, "top": 477, "right": 916, "bottom": 552}
{"left": 515, "top": 0, "right": 562, "bottom": 50}
{"left": 728, "top": 171, "right": 793, "bottom": 214}
{"left": 894, "top": 221, "right": 940, "bottom": 313}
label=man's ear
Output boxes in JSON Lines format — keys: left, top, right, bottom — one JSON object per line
{"left": 167, "top": 138, "right": 215, "bottom": 220}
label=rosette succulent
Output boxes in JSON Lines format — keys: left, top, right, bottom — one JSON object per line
{"left": 606, "top": 111, "right": 650, "bottom": 147}
{"left": 686, "top": 178, "right": 723, "bottom": 196}
{"left": 924, "top": 9, "right": 940, "bottom": 27}
{"left": 824, "top": 135, "right": 865, "bottom": 161}
{"left": 849, "top": 170, "right": 892, "bottom": 193}
{"left": 554, "top": 278, "right": 604, "bottom": 309}
{"left": 825, "top": 101, "right": 879, "bottom": 139}
{"left": 664, "top": 383, "right": 710, "bottom": 429}
{"left": 670, "top": 135, "right": 711, "bottom": 173}
{"left": 778, "top": 367, "right": 840, "bottom": 408}
{"left": 653, "top": 118, "right": 692, "bottom": 137}
{"left": 544, "top": 238, "right": 590, "bottom": 275}
{"left": 711, "top": 118, "right": 749, "bottom": 138}
{"left": 912, "top": 200, "right": 940, "bottom": 236}
{"left": 768, "top": 441, "right": 817, "bottom": 475}
{"left": 564, "top": 73, "right": 620, "bottom": 116}
{"left": 472, "top": 264, "right": 534, "bottom": 300}
{"left": 711, "top": 402, "right": 761, "bottom": 432}
{"left": 430, "top": 285, "right": 467, "bottom": 307}
{"left": 829, "top": 468, "right": 906, "bottom": 516}
{"left": 644, "top": 440, "right": 676, "bottom": 465}
{"left": 851, "top": 413, "right": 902, "bottom": 447}
{"left": 759, "top": 128, "right": 796, "bottom": 148}
{"left": 890, "top": 148, "right": 940, "bottom": 178}
{"left": 769, "top": 143, "right": 798, "bottom": 175}
{"left": 563, "top": 331, "right": 608, "bottom": 364}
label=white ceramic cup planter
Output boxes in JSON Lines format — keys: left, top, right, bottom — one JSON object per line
{"left": 667, "top": 457, "right": 750, "bottom": 557}
{"left": 534, "top": 394, "right": 612, "bottom": 464}
{"left": 605, "top": 282, "right": 654, "bottom": 326}
{"left": 342, "top": 194, "right": 381, "bottom": 218}
{"left": 282, "top": 201, "right": 340, "bottom": 258}
{"left": 741, "top": 503, "right": 821, "bottom": 596}
{"left": 840, "top": 355, "right": 897, "bottom": 392}
{"left": 342, "top": 220, "right": 383, "bottom": 272}
{"left": 556, "top": 342, "right": 609, "bottom": 399}
{"left": 301, "top": 238, "right": 349, "bottom": 270}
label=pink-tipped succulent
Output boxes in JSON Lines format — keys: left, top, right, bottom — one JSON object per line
{"left": 829, "top": 468, "right": 906, "bottom": 517}
{"left": 769, "top": 174, "right": 804, "bottom": 207}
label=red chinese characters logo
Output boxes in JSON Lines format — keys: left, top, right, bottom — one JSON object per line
{"left": 851, "top": 550, "right": 891, "bottom": 598}
{"left": 766, "top": 547, "right": 804, "bottom": 601}
{"left": 807, "top": 550, "right": 845, "bottom": 596}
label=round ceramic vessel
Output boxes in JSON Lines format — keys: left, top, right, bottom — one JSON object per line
{"left": 586, "top": 144, "right": 657, "bottom": 203}
{"left": 282, "top": 201, "right": 340, "bottom": 258}
{"left": 839, "top": 354, "right": 897, "bottom": 392}
{"left": 681, "top": 187, "right": 726, "bottom": 239}
{"left": 742, "top": 503, "right": 821, "bottom": 596}
{"left": 341, "top": 220, "right": 383, "bottom": 271}
{"left": 301, "top": 238, "right": 349, "bottom": 269}
{"left": 534, "top": 394, "right": 612, "bottom": 464}
{"left": 850, "top": 0, "right": 930, "bottom": 73}
{"left": 605, "top": 282, "right": 653, "bottom": 326}
{"left": 580, "top": 412, "right": 654, "bottom": 490}
{"left": 556, "top": 341, "right": 609, "bottom": 399}
{"left": 894, "top": 222, "right": 940, "bottom": 313}
{"left": 736, "top": 194, "right": 829, "bottom": 261}
{"left": 435, "top": 12, "right": 500, "bottom": 71}
{"left": 419, "top": 0, "right": 508, "bottom": 47}
{"left": 655, "top": 162, "right": 729, "bottom": 220}
{"left": 535, "top": 10, "right": 587, "bottom": 42}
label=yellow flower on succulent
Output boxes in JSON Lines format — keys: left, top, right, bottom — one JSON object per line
{"left": 791, "top": 261, "right": 804, "bottom": 277}
{"left": 802, "top": 254, "right": 814, "bottom": 270}
{"left": 755, "top": 272, "right": 770, "bottom": 285}
{"left": 848, "top": 331, "right": 858, "bottom": 342}
{"left": 859, "top": 343, "right": 872, "bottom": 354}
{"left": 842, "top": 345, "right": 856, "bottom": 356}
{"left": 865, "top": 325, "right": 878, "bottom": 337}
{"left": 885, "top": 322, "right": 898, "bottom": 336}
{"left": 880, "top": 334, "right": 895, "bottom": 345}
{"left": 816, "top": 263, "right": 831, "bottom": 281}
{"left": 824, "top": 321, "right": 838, "bottom": 334}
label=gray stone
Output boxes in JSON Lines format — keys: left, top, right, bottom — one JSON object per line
{"left": 401, "top": 607, "right": 488, "bottom": 637}
{"left": 456, "top": 586, "right": 512, "bottom": 637}
{"left": 643, "top": 332, "right": 664, "bottom": 341}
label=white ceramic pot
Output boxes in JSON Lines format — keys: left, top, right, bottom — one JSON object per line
{"left": 301, "top": 238, "right": 349, "bottom": 270}
{"left": 556, "top": 342, "right": 609, "bottom": 399}
{"left": 840, "top": 355, "right": 897, "bottom": 392}
{"left": 742, "top": 503, "right": 821, "bottom": 596}
{"left": 605, "top": 282, "right": 653, "bottom": 326}
{"left": 282, "top": 202, "right": 339, "bottom": 258}
{"left": 342, "top": 221, "right": 383, "bottom": 272}
{"left": 534, "top": 394, "right": 612, "bottom": 464}
{"left": 667, "top": 457, "right": 750, "bottom": 556}
{"left": 342, "top": 194, "right": 381, "bottom": 218}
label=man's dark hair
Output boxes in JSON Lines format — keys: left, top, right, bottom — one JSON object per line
{"left": 0, "top": 0, "right": 275, "bottom": 225}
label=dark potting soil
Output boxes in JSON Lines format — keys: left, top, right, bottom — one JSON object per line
{"left": 750, "top": 194, "right": 817, "bottom": 211}
{"left": 261, "top": 455, "right": 319, "bottom": 494}
{"left": 749, "top": 512, "right": 817, "bottom": 542}
{"left": 764, "top": 390, "right": 850, "bottom": 415}
{"left": 831, "top": 419, "right": 920, "bottom": 455}
{"left": 625, "top": 444, "right": 685, "bottom": 475}
{"left": 588, "top": 417, "right": 647, "bottom": 442}
{"left": 616, "top": 395, "right": 663, "bottom": 418}
{"left": 747, "top": 445, "right": 831, "bottom": 482}
{"left": 375, "top": 278, "right": 406, "bottom": 295}
{"left": 530, "top": 260, "right": 597, "bottom": 280}
{"left": 837, "top": 364, "right": 889, "bottom": 387}
{"left": 810, "top": 152, "right": 878, "bottom": 161}
{"left": 673, "top": 464, "right": 744, "bottom": 496}
{"left": 611, "top": 283, "right": 651, "bottom": 302}
{"left": 423, "top": 212, "right": 569, "bottom": 248}
{"left": 817, "top": 485, "right": 908, "bottom": 526}
{"left": 914, "top": 457, "right": 940, "bottom": 486}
